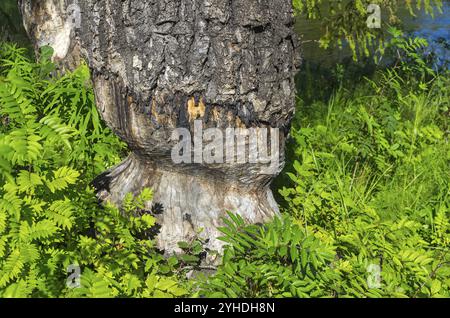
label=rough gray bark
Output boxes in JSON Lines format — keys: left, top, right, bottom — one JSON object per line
{"left": 20, "top": 0, "right": 300, "bottom": 257}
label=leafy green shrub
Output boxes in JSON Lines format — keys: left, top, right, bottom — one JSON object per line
{"left": 0, "top": 44, "right": 189, "bottom": 298}
{"left": 200, "top": 37, "right": 449, "bottom": 298}
{"left": 199, "top": 214, "right": 340, "bottom": 298}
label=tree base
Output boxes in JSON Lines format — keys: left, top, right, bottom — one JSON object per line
{"left": 93, "top": 154, "right": 280, "bottom": 260}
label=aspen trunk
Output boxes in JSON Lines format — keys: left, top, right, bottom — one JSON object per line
{"left": 20, "top": 0, "right": 300, "bottom": 257}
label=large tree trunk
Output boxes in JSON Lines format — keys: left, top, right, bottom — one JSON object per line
{"left": 19, "top": 0, "right": 300, "bottom": 256}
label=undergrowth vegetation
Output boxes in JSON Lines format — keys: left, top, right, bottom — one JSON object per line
{"left": 200, "top": 31, "right": 450, "bottom": 298}
{"left": 0, "top": 44, "right": 191, "bottom": 297}
{"left": 0, "top": 28, "right": 449, "bottom": 298}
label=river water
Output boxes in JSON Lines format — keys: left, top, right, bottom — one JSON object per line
{"left": 295, "top": 1, "right": 450, "bottom": 65}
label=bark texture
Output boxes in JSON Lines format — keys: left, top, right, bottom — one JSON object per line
{"left": 20, "top": 0, "right": 300, "bottom": 256}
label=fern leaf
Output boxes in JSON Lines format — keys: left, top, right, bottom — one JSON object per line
{"left": 0, "top": 237, "right": 7, "bottom": 258}
{"left": 29, "top": 220, "right": 58, "bottom": 241}
{"left": 0, "top": 249, "right": 24, "bottom": 288}
{"left": 6, "top": 127, "right": 43, "bottom": 165}
{"left": 0, "top": 142, "right": 14, "bottom": 179}
{"left": 20, "top": 244, "right": 40, "bottom": 264}
{"left": 22, "top": 196, "right": 46, "bottom": 214}
{"left": 0, "top": 70, "right": 36, "bottom": 123}
{"left": 18, "top": 221, "right": 31, "bottom": 242}
{"left": 0, "top": 192, "right": 22, "bottom": 220}
{"left": 2, "top": 280, "right": 32, "bottom": 298}
{"left": 16, "top": 170, "right": 43, "bottom": 193}
{"left": 0, "top": 208, "right": 6, "bottom": 234}
{"left": 74, "top": 269, "right": 113, "bottom": 298}
{"left": 39, "top": 115, "right": 76, "bottom": 150}
{"left": 46, "top": 199, "right": 74, "bottom": 230}
{"left": 45, "top": 167, "right": 80, "bottom": 193}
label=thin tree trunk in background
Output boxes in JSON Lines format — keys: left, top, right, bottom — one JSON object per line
{"left": 0, "top": 1, "right": 29, "bottom": 45}
{"left": 19, "top": 0, "right": 300, "bottom": 259}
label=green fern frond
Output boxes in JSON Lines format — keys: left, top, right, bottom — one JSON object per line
{"left": 45, "top": 167, "right": 80, "bottom": 193}
{"left": 0, "top": 237, "right": 7, "bottom": 258}
{"left": 46, "top": 199, "right": 74, "bottom": 230}
{"left": 29, "top": 220, "right": 58, "bottom": 241}
{"left": 18, "top": 220, "right": 31, "bottom": 242}
{"left": 20, "top": 244, "right": 40, "bottom": 264}
{"left": 0, "top": 192, "right": 22, "bottom": 220}
{"left": 6, "top": 126, "right": 43, "bottom": 165}
{"left": 16, "top": 170, "right": 43, "bottom": 194}
{"left": 0, "top": 70, "right": 36, "bottom": 124}
{"left": 71, "top": 269, "right": 113, "bottom": 298}
{"left": 1, "top": 280, "right": 31, "bottom": 298}
{"left": 22, "top": 196, "right": 46, "bottom": 214}
{"left": 0, "top": 249, "right": 24, "bottom": 288}
{"left": 39, "top": 115, "right": 76, "bottom": 150}
{"left": 0, "top": 208, "right": 6, "bottom": 233}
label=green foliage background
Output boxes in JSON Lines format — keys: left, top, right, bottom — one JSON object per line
{"left": 0, "top": 44, "right": 192, "bottom": 297}
{"left": 0, "top": 1, "right": 448, "bottom": 298}
{"left": 201, "top": 31, "right": 450, "bottom": 298}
